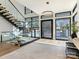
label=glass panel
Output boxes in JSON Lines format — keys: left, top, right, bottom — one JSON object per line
{"left": 24, "top": 18, "right": 32, "bottom": 37}
{"left": 32, "top": 17, "right": 39, "bottom": 28}
{"left": 55, "top": 11, "right": 71, "bottom": 17}
{"left": 41, "top": 20, "right": 52, "bottom": 38}
{"left": 36, "top": 30, "right": 40, "bottom": 37}
{"left": 25, "top": 18, "right": 31, "bottom": 28}
{"left": 32, "top": 21, "right": 39, "bottom": 28}
{"left": 56, "top": 18, "right": 70, "bottom": 40}
{"left": 41, "top": 15, "right": 52, "bottom": 19}
{"left": 25, "top": 17, "right": 39, "bottom": 38}
{"left": 1, "top": 31, "right": 16, "bottom": 42}
{"left": 26, "top": 8, "right": 32, "bottom": 14}
{"left": 31, "top": 30, "right": 35, "bottom": 37}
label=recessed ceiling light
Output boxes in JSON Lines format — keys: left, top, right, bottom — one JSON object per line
{"left": 46, "top": 2, "right": 49, "bottom": 4}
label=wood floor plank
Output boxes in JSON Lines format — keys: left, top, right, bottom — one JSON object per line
{"left": 0, "top": 39, "right": 67, "bottom": 59}
{"left": 0, "top": 39, "right": 75, "bottom": 59}
{"left": 0, "top": 43, "right": 19, "bottom": 56}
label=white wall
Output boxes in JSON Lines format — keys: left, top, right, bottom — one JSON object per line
{"left": 0, "top": 15, "right": 14, "bottom": 41}
{"left": 0, "top": 16, "right": 13, "bottom": 33}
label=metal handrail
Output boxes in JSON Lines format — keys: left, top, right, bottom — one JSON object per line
{"left": 9, "top": 0, "right": 25, "bottom": 19}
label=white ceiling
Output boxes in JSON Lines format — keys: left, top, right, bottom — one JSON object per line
{"left": 15, "top": 0, "right": 77, "bottom": 15}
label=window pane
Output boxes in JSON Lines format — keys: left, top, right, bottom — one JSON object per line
{"left": 25, "top": 18, "right": 31, "bottom": 28}
{"left": 55, "top": 11, "right": 71, "bottom": 17}
{"left": 41, "top": 15, "right": 52, "bottom": 19}
{"left": 56, "top": 18, "right": 71, "bottom": 40}
{"left": 32, "top": 17, "right": 39, "bottom": 28}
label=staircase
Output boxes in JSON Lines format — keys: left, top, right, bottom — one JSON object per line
{"left": 0, "top": 3, "right": 23, "bottom": 30}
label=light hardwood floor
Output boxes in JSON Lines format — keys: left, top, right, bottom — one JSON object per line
{"left": 0, "top": 39, "right": 68, "bottom": 59}
{"left": 0, "top": 43, "right": 19, "bottom": 56}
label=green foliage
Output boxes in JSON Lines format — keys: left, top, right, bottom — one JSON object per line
{"left": 64, "top": 24, "right": 70, "bottom": 29}
{"left": 65, "top": 21, "right": 78, "bottom": 33}
{"left": 71, "top": 22, "right": 78, "bottom": 33}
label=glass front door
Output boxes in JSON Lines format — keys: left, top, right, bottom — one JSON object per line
{"left": 41, "top": 20, "right": 53, "bottom": 39}
{"left": 56, "top": 18, "right": 71, "bottom": 40}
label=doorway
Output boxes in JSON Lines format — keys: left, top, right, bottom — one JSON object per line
{"left": 41, "top": 19, "right": 53, "bottom": 39}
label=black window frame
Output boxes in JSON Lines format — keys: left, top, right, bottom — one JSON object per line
{"left": 55, "top": 17, "right": 71, "bottom": 40}
{"left": 72, "top": 3, "right": 77, "bottom": 13}
{"left": 55, "top": 11, "right": 71, "bottom": 17}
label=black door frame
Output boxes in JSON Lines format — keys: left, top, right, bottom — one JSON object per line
{"left": 41, "top": 19, "right": 53, "bottom": 39}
